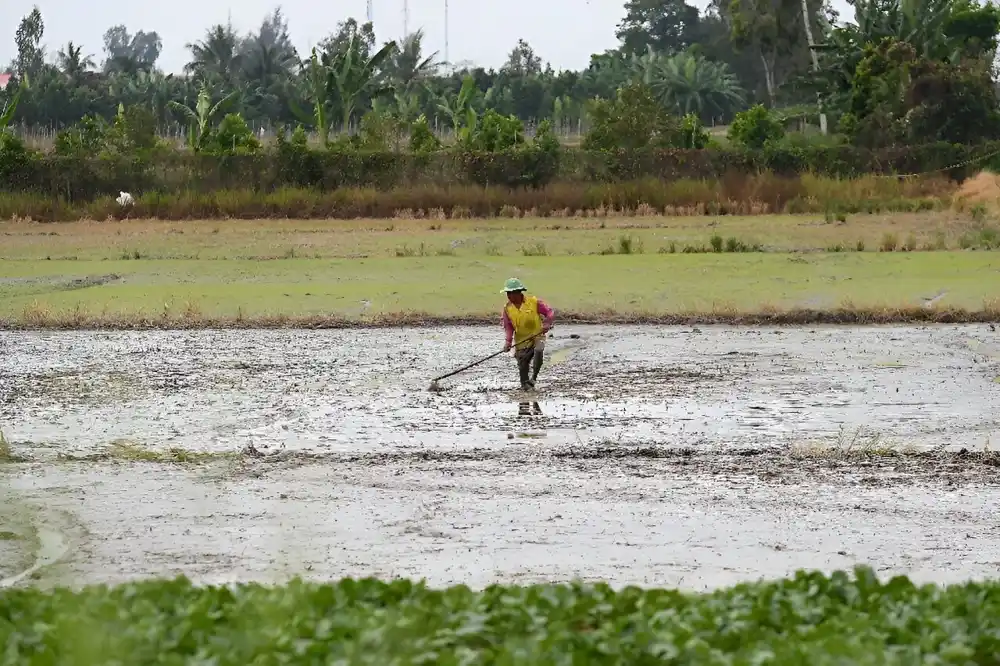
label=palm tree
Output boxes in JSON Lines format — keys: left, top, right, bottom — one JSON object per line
{"left": 648, "top": 52, "right": 746, "bottom": 120}
{"left": 57, "top": 42, "right": 95, "bottom": 84}
{"left": 186, "top": 24, "right": 244, "bottom": 87}
{"left": 385, "top": 29, "right": 441, "bottom": 94}
{"left": 328, "top": 34, "right": 397, "bottom": 131}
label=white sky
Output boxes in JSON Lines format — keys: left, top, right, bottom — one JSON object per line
{"left": 0, "top": 0, "right": 857, "bottom": 74}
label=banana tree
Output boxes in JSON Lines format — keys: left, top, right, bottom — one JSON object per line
{"left": 168, "top": 84, "right": 239, "bottom": 150}
{"left": 434, "top": 74, "right": 478, "bottom": 134}
{"left": 0, "top": 81, "right": 25, "bottom": 133}
{"left": 293, "top": 47, "right": 333, "bottom": 145}
{"left": 329, "top": 35, "right": 397, "bottom": 131}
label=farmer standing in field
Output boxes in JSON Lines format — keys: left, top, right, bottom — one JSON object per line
{"left": 501, "top": 278, "right": 554, "bottom": 391}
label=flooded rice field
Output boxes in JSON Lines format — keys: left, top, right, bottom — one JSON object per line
{"left": 2, "top": 324, "right": 1000, "bottom": 590}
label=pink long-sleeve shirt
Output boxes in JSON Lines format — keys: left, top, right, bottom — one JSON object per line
{"left": 503, "top": 298, "right": 554, "bottom": 345}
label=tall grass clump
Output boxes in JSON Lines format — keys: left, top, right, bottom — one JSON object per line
{"left": 0, "top": 430, "right": 24, "bottom": 462}
{"left": 599, "top": 234, "right": 645, "bottom": 255}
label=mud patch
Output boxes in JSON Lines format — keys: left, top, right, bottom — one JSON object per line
{"left": 0, "top": 273, "right": 122, "bottom": 296}
{"left": 0, "top": 495, "right": 40, "bottom": 583}
{"left": 5, "top": 457, "right": 1000, "bottom": 591}
{"left": 1, "top": 325, "right": 999, "bottom": 454}
{"left": 59, "top": 274, "right": 122, "bottom": 292}
{"left": 1, "top": 367, "right": 152, "bottom": 409}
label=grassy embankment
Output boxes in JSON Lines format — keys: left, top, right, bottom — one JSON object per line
{"left": 2, "top": 568, "right": 999, "bottom": 662}
{"left": 1, "top": 211, "right": 998, "bottom": 328}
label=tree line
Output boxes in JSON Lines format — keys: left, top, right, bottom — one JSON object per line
{"left": 2, "top": 0, "right": 999, "bottom": 151}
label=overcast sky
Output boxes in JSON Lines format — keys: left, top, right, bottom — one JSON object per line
{"left": 1, "top": 0, "right": 858, "bottom": 74}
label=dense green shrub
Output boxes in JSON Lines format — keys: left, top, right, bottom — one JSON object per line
{"left": 729, "top": 104, "right": 786, "bottom": 149}
{"left": 0, "top": 140, "right": 993, "bottom": 201}
{"left": 203, "top": 113, "right": 261, "bottom": 156}
{"left": 409, "top": 114, "right": 441, "bottom": 154}
{"left": 3, "top": 568, "right": 1000, "bottom": 663}
{"left": 582, "top": 83, "right": 683, "bottom": 153}
{"left": 678, "top": 113, "right": 711, "bottom": 149}
{"left": 841, "top": 39, "right": 1000, "bottom": 148}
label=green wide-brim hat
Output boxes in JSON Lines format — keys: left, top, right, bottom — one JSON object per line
{"left": 502, "top": 277, "right": 526, "bottom": 293}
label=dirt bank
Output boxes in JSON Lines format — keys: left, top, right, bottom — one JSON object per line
{"left": 1, "top": 306, "right": 999, "bottom": 331}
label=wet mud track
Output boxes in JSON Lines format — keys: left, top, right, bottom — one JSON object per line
{"left": 2, "top": 324, "right": 1000, "bottom": 589}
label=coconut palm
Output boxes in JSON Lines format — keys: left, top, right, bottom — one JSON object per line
{"left": 240, "top": 9, "right": 299, "bottom": 88}
{"left": 186, "top": 24, "right": 244, "bottom": 87}
{"left": 57, "top": 42, "right": 96, "bottom": 84}
{"left": 385, "top": 29, "right": 441, "bottom": 94}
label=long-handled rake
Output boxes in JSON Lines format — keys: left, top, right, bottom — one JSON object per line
{"left": 428, "top": 330, "right": 546, "bottom": 392}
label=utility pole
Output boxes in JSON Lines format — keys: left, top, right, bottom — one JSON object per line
{"left": 800, "top": 0, "right": 828, "bottom": 135}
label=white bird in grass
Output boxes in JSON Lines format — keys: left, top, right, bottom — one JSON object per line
{"left": 116, "top": 191, "right": 134, "bottom": 208}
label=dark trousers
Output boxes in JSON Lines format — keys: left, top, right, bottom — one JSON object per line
{"left": 515, "top": 344, "right": 543, "bottom": 386}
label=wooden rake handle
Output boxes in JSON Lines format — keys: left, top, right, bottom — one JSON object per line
{"left": 431, "top": 330, "right": 546, "bottom": 384}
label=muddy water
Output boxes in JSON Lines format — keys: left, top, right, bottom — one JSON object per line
{"left": 3, "top": 325, "right": 1000, "bottom": 455}
{"left": 2, "top": 324, "right": 1000, "bottom": 590}
{"left": 4, "top": 453, "right": 1000, "bottom": 591}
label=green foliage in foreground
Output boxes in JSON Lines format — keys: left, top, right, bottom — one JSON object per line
{"left": 2, "top": 567, "right": 999, "bottom": 664}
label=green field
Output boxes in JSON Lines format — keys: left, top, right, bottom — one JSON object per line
{"left": 0, "top": 212, "right": 987, "bottom": 260}
{"left": 1, "top": 252, "right": 998, "bottom": 324}
{"left": 2, "top": 569, "right": 999, "bottom": 663}
{"left": 1, "top": 214, "right": 997, "bottom": 326}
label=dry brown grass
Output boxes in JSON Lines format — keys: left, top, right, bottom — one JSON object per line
{"left": 2, "top": 302, "right": 997, "bottom": 330}
{"left": 952, "top": 171, "right": 1000, "bottom": 214}
{"left": 0, "top": 173, "right": 955, "bottom": 223}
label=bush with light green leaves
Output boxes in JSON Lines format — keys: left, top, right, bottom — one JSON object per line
{"left": 2, "top": 566, "right": 1000, "bottom": 664}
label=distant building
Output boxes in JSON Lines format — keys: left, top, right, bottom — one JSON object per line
{"left": 0, "top": 73, "right": 10, "bottom": 90}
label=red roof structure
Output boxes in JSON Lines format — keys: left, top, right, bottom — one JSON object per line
{"left": 0, "top": 74, "right": 11, "bottom": 90}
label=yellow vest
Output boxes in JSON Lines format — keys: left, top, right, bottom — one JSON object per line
{"left": 506, "top": 295, "right": 543, "bottom": 350}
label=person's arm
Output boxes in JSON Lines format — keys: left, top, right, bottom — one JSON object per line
{"left": 502, "top": 308, "right": 514, "bottom": 350}
{"left": 536, "top": 299, "right": 555, "bottom": 332}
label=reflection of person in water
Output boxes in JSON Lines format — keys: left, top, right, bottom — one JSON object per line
{"left": 518, "top": 401, "right": 543, "bottom": 416}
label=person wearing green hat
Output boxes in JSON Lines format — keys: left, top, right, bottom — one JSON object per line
{"left": 501, "top": 277, "right": 554, "bottom": 390}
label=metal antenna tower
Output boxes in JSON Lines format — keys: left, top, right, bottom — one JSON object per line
{"left": 403, "top": 0, "right": 409, "bottom": 36}
{"left": 367, "top": 0, "right": 373, "bottom": 22}
{"left": 444, "top": 0, "right": 449, "bottom": 65}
